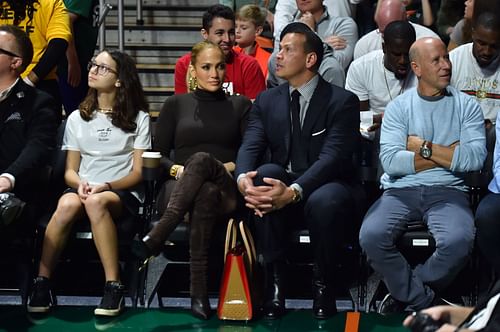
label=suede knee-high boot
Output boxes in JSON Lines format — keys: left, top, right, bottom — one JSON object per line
{"left": 144, "top": 152, "right": 233, "bottom": 255}
{"left": 189, "top": 182, "right": 220, "bottom": 320}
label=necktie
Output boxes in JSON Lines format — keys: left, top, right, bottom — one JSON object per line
{"left": 290, "top": 90, "right": 307, "bottom": 172}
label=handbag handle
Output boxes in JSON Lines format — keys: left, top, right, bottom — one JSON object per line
{"left": 224, "top": 218, "right": 238, "bottom": 262}
{"left": 239, "top": 220, "right": 257, "bottom": 273}
{"left": 223, "top": 218, "right": 257, "bottom": 273}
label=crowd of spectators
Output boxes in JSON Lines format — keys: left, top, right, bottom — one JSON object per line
{"left": 1, "top": 0, "right": 500, "bottom": 329}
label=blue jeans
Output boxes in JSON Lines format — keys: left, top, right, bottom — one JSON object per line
{"left": 359, "top": 186, "right": 475, "bottom": 310}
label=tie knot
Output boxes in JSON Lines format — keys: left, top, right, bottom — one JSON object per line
{"left": 292, "top": 89, "right": 300, "bottom": 99}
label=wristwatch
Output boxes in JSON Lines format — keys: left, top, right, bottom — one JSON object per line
{"left": 419, "top": 140, "right": 433, "bottom": 159}
{"left": 290, "top": 186, "right": 301, "bottom": 203}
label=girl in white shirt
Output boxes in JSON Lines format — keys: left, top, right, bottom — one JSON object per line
{"left": 27, "top": 50, "right": 151, "bottom": 317}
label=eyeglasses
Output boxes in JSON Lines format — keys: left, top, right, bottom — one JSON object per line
{"left": 0, "top": 47, "right": 20, "bottom": 58}
{"left": 87, "top": 61, "right": 118, "bottom": 76}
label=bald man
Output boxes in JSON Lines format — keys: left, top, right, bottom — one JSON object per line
{"left": 353, "top": 0, "right": 438, "bottom": 59}
{"left": 359, "top": 37, "right": 486, "bottom": 314}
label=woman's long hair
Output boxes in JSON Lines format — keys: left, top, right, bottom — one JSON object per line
{"left": 4, "top": 0, "right": 39, "bottom": 26}
{"left": 79, "top": 50, "right": 149, "bottom": 133}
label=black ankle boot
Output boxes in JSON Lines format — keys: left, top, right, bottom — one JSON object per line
{"left": 263, "top": 261, "right": 285, "bottom": 319}
{"left": 312, "top": 278, "right": 337, "bottom": 319}
{"left": 312, "top": 265, "right": 337, "bottom": 319}
{"left": 191, "top": 296, "right": 211, "bottom": 320}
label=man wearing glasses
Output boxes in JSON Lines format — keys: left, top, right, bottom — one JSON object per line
{"left": 0, "top": 25, "right": 58, "bottom": 227}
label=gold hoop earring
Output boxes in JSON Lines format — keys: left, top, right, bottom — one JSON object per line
{"left": 188, "top": 75, "right": 198, "bottom": 91}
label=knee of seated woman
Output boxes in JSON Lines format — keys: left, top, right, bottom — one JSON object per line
{"left": 57, "top": 193, "right": 83, "bottom": 213}
{"left": 189, "top": 151, "right": 212, "bottom": 162}
{"left": 82, "top": 193, "right": 110, "bottom": 210}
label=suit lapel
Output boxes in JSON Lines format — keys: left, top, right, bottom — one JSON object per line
{"left": 301, "top": 78, "right": 330, "bottom": 136}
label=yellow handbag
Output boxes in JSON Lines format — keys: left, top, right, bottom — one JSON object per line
{"left": 217, "top": 219, "right": 260, "bottom": 321}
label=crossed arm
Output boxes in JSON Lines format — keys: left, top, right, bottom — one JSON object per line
{"left": 406, "top": 135, "right": 458, "bottom": 173}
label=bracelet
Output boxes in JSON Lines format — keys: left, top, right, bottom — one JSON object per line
{"left": 105, "top": 182, "right": 112, "bottom": 190}
{"left": 170, "top": 165, "right": 182, "bottom": 179}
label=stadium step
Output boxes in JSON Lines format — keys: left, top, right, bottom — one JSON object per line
{"left": 100, "top": 0, "right": 220, "bottom": 119}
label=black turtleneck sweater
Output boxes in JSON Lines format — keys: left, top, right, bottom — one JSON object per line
{"left": 154, "top": 89, "right": 252, "bottom": 171}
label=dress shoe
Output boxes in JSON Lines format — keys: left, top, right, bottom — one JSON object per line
{"left": 263, "top": 262, "right": 285, "bottom": 319}
{"left": 263, "top": 299, "right": 285, "bottom": 319}
{"left": 262, "top": 279, "right": 285, "bottom": 319}
{"left": 191, "top": 296, "right": 211, "bottom": 320}
{"left": 312, "top": 279, "right": 337, "bottom": 319}
{"left": 377, "top": 293, "right": 406, "bottom": 315}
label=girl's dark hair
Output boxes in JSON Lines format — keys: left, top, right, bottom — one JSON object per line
{"left": 79, "top": 50, "right": 149, "bottom": 133}
{"left": 5, "top": 0, "right": 39, "bottom": 26}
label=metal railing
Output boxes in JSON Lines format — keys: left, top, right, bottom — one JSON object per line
{"left": 136, "top": 0, "right": 144, "bottom": 25}
{"left": 98, "top": 0, "right": 125, "bottom": 51}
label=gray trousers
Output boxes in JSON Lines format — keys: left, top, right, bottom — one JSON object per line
{"left": 359, "top": 186, "right": 475, "bottom": 311}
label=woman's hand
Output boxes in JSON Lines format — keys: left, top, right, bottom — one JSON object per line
{"left": 88, "top": 183, "right": 110, "bottom": 195}
{"left": 77, "top": 181, "right": 91, "bottom": 199}
{"left": 224, "top": 162, "right": 235, "bottom": 173}
{"left": 78, "top": 181, "right": 110, "bottom": 198}
{"left": 175, "top": 166, "right": 184, "bottom": 180}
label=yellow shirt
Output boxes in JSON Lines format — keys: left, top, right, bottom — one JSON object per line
{"left": 0, "top": 0, "right": 71, "bottom": 80}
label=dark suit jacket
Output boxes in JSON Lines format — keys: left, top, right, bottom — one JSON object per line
{"left": 235, "top": 76, "right": 360, "bottom": 199}
{"left": 0, "top": 79, "right": 58, "bottom": 202}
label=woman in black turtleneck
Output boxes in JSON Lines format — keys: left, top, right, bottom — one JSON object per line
{"left": 133, "top": 41, "right": 251, "bottom": 319}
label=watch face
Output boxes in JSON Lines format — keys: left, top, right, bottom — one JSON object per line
{"left": 420, "top": 146, "right": 432, "bottom": 159}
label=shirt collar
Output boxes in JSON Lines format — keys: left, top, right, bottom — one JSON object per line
{"left": 289, "top": 74, "right": 319, "bottom": 102}
{"left": 0, "top": 78, "right": 19, "bottom": 103}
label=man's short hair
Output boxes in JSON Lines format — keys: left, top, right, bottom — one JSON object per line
{"left": 472, "top": 12, "right": 500, "bottom": 31}
{"left": 383, "top": 20, "right": 416, "bottom": 45}
{"left": 280, "top": 22, "right": 324, "bottom": 71}
{"left": 202, "top": 4, "right": 235, "bottom": 31}
{"left": 0, "top": 25, "right": 33, "bottom": 72}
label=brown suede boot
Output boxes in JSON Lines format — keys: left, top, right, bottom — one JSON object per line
{"left": 189, "top": 182, "right": 220, "bottom": 320}
{"left": 144, "top": 152, "right": 234, "bottom": 255}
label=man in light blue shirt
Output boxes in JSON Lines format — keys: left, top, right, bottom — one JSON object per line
{"left": 359, "top": 37, "right": 486, "bottom": 314}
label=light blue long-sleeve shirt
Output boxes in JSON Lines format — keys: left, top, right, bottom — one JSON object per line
{"left": 380, "top": 86, "right": 486, "bottom": 190}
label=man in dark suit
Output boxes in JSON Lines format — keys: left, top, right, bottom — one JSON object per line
{"left": 235, "top": 22, "right": 361, "bottom": 319}
{"left": 0, "top": 25, "right": 57, "bottom": 228}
